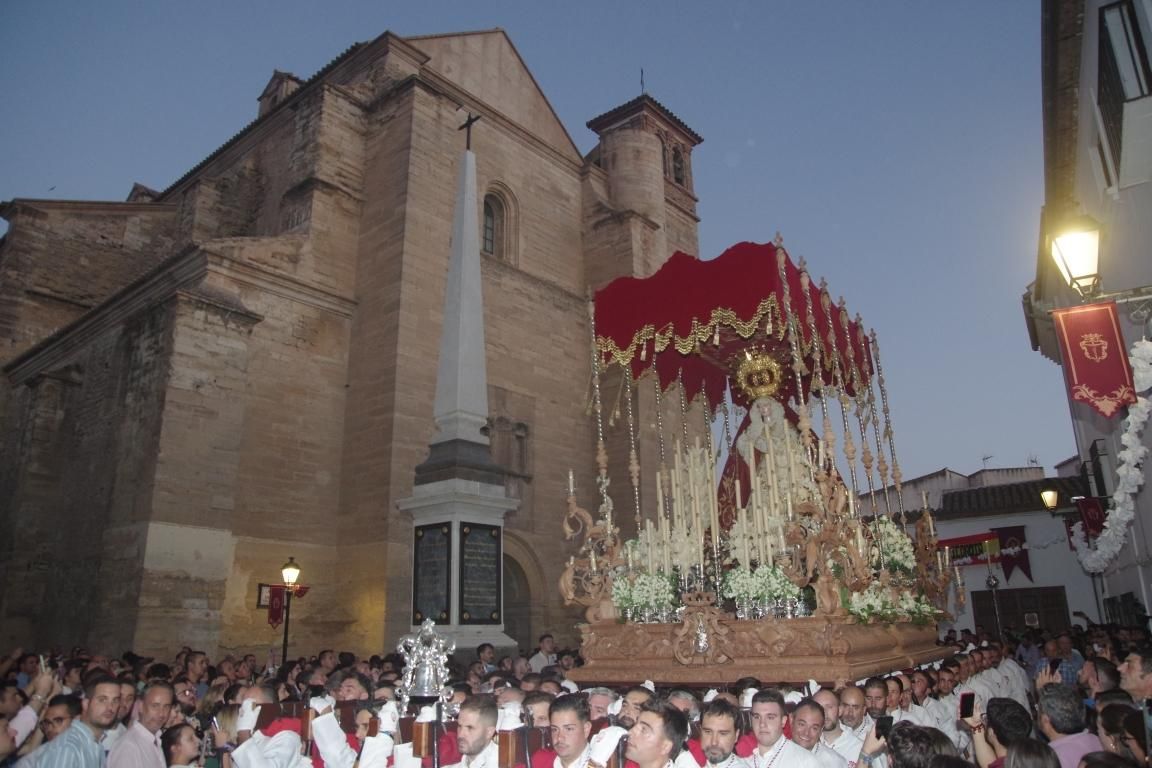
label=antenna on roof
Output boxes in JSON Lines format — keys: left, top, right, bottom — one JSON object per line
{"left": 1027, "top": 454, "right": 1040, "bottom": 467}
{"left": 641, "top": 68, "right": 646, "bottom": 95}
{"left": 981, "top": 454, "right": 994, "bottom": 469}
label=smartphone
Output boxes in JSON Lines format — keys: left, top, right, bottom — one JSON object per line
{"left": 1048, "top": 659, "right": 1062, "bottom": 674}
{"left": 875, "top": 716, "right": 894, "bottom": 740}
{"left": 38, "top": 655, "right": 47, "bottom": 675}
{"left": 959, "top": 692, "right": 975, "bottom": 719}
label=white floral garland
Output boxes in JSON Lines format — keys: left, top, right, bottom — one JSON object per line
{"left": 869, "top": 516, "right": 917, "bottom": 573}
{"left": 1070, "top": 339, "right": 1152, "bottom": 573}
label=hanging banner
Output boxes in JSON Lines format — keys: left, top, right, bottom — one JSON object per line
{"left": 993, "top": 525, "right": 1032, "bottom": 582}
{"left": 937, "top": 532, "right": 998, "bottom": 566}
{"left": 268, "top": 585, "right": 285, "bottom": 628}
{"left": 1052, "top": 302, "right": 1138, "bottom": 418}
{"left": 1075, "top": 497, "right": 1108, "bottom": 538}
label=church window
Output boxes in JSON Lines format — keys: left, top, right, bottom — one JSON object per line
{"left": 483, "top": 200, "right": 496, "bottom": 255}
{"left": 482, "top": 192, "right": 513, "bottom": 264}
{"left": 672, "top": 147, "right": 686, "bottom": 185}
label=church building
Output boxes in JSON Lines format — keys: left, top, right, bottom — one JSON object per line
{"left": 0, "top": 29, "right": 703, "bottom": 656}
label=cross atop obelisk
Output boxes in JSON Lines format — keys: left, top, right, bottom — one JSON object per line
{"left": 458, "top": 113, "right": 481, "bottom": 150}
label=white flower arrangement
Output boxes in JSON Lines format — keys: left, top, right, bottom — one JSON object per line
{"left": 847, "top": 583, "right": 938, "bottom": 625}
{"left": 868, "top": 516, "right": 917, "bottom": 573}
{"left": 611, "top": 577, "right": 635, "bottom": 610}
{"left": 1070, "top": 339, "right": 1152, "bottom": 573}
{"left": 721, "top": 564, "right": 800, "bottom": 602}
{"left": 630, "top": 571, "right": 678, "bottom": 610}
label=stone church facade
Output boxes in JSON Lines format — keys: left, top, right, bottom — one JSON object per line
{"left": 0, "top": 29, "right": 702, "bottom": 657}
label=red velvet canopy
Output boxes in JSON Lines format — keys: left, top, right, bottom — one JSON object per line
{"left": 593, "top": 241, "right": 873, "bottom": 409}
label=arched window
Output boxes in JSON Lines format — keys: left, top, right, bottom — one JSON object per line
{"left": 482, "top": 192, "right": 512, "bottom": 264}
{"left": 672, "top": 147, "right": 686, "bottom": 185}
{"left": 483, "top": 199, "right": 497, "bottom": 255}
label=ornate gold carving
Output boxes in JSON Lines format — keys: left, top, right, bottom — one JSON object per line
{"left": 735, "top": 352, "right": 784, "bottom": 401}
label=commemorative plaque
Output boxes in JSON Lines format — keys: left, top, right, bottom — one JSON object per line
{"left": 459, "top": 523, "right": 501, "bottom": 624}
{"left": 412, "top": 524, "right": 451, "bottom": 624}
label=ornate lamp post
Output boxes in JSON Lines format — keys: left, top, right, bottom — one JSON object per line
{"left": 281, "top": 557, "right": 301, "bottom": 667}
{"left": 1050, "top": 215, "right": 1101, "bottom": 298}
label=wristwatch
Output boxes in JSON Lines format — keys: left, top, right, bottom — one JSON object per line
{"left": 859, "top": 753, "right": 875, "bottom": 766}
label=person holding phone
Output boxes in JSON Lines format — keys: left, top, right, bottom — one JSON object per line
{"left": 958, "top": 697, "right": 1031, "bottom": 768}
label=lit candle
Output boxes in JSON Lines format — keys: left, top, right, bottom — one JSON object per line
{"left": 927, "top": 511, "right": 935, "bottom": 538}
{"left": 945, "top": 546, "right": 951, "bottom": 567}
{"left": 921, "top": 491, "right": 929, "bottom": 510}
{"left": 936, "top": 551, "right": 943, "bottom": 571}
{"left": 856, "top": 525, "right": 865, "bottom": 554}
{"left": 646, "top": 521, "right": 655, "bottom": 572}
{"left": 818, "top": 439, "right": 825, "bottom": 467}
{"left": 627, "top": 543, "right": 635, "bottom": 571}
{"left": 568, "top": 469, "right": 575, "bottom": 496}
{"left": 589, "top": 548, "right": 597, "bottom": 572}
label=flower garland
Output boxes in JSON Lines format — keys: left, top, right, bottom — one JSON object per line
{"left": 1070, "top": 339, "right": 1152, "bottom": 573}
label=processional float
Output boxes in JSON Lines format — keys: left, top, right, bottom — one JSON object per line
{"left": 560, "top": 238, "right": 959, "bottom": 686}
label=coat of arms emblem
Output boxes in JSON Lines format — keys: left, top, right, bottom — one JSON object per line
{"left": 1079, "top": 332, "right": 1109, "bottom": 362}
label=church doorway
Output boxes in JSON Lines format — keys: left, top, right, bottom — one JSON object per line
{"left": 503, "top": 554, "right": 532, "bottom": 654}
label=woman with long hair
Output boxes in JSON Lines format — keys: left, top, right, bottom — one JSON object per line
{"left": 1004, "top": 739, "right": 1061, "bottom": 768}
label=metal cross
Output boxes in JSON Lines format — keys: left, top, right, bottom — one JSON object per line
{"left": 458, "top": 112, "right": 481, "bottom": 150}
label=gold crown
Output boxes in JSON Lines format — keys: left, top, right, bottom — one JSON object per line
{"left": 735, "top": 351, "right": 783, "bottom": 401}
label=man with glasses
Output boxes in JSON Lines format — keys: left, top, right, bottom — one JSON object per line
{"left": 40, "top": 696, "right": 82, "bottom": 743}
{"left": 35, "top": 674, "right": 122, "bottom": 768}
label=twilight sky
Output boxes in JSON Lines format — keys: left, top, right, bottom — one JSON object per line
{"left": 0, "top": 1, "right": 1072, "bottom": 480}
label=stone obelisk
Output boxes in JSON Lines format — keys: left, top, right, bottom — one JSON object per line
{"left": 397, "top": 119, "right": 518, "bottom": 650}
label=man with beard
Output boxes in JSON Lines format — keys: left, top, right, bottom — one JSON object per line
{"left": 749, "top": 689, "right": 819, "bottom": 768}
{"left": 789, "top": 699, "right": 846, "bottom": 768}
{"left": 812, "top": 689, "right": 862, "bottom": 765}
{"left": 447, "top": 695, "right": 499, "bottom": 768}
{"left": 692, "top": 698, "right": 749, "bottom": 768}
{"left": 838, "top": 686, "right": 872, "bottom": 744}
{"left": 617, "top": 687, "right": 654, "bottom": 729}
{"left": 36, "top": 675, "right": 122, "bottom": 768}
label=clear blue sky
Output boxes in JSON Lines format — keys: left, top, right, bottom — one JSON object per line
{"left": 0, "top": 1, "right": 1073, "bottom": 480}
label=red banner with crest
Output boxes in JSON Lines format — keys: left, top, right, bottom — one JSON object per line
{"left": 1052, "top": 302, "right": 1137, "bottom": 418}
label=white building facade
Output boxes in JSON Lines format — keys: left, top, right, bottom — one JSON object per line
{"left": 1023, "top": 0, "right": 1152, "bottom": 620}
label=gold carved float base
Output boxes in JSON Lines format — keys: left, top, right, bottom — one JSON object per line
{"left": 567, "top": 613, "right": 946, "bottom": 687}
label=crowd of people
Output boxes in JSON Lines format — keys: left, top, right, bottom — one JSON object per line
{"left": 2, "top": 622, "right": 1151, "bottom": 768}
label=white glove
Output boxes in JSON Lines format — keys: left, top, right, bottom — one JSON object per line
{"left": 392, "top": 743, "right": 421, "bottom": 768}
{"left": 415, "top": 705, "right": 438, "bottom": 723}
{"left": 740, "top": 688, "right": 758, "bottom": 708}
{"left": 377, "top": 701, "right": 400, "bottom": 734}
{"left": 607, "top": 698, "right": 622, "bottom": 716}
{"left": 702, "top": 689, "right": 718, "bottom": 703}
{"left": 359, "top": 733, "right": 396, "bottom": 768}
{"left": 807, "top": 680, "right": 820, "bottom": 696}
{"left": 641, "top": 680, "right": 656, "bottom": 693}
{"left": 496, "top": 708, "right": 522, "bottom": 732}
{"left": 589, "top": 726, "right": 628, "bottom": 765}
{"left": 783, "top": 691, "right": 802, "bottom": 705}
{"left": 237, "top": 699, "right": 262, "bottom": 732}
{"left": 310, "top": 695, "right": 336, "bottom": 715}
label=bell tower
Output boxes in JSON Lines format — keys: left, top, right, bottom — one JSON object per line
{"left": 584, "top": 95, "right": 703, "bottom": 285}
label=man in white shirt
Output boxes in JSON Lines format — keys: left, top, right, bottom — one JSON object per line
{"left": 622, "top": 701, "right": 688, "bottom": 768}
{"left": 813, "top": 689, "right": 862, "bottom": 766}
{"left": 447, "top": 695, "right": 499, "bottom": 768}
{"left": 109, "top": 681, "right": 175, "bottom": 768}
{"left": 921, "top": 666, "right": 965, "bottom": 752}
{"left": 546, "top": 695, "right": 592, "bottom": 768}
{"left": 529, "top": 635, "right": 558, "bottom": 674}
{"left": 748, "top": 689, "right": 819, "bottom": 768}
{"left": 790, "top": 698, "right": 847, "bottom": 768}
{"left": 889, "top": 677, "right": 929, "bottom": 726}
{"left": 837, "top": 686, "right": 872, "bottom": 745}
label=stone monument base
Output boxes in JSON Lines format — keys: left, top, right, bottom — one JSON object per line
{"left": 566, "top": 612, "right": 945, "bottom": 687}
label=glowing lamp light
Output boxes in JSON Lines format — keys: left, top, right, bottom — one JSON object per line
{"left": 1039, "top": 489, "right": 1059, "bottom": 512}
{"left": 281, "top": 556, "right": 301, "bottom": 587}
{"left": 1050, "top": 215, "right": 1101, "bottom": 297}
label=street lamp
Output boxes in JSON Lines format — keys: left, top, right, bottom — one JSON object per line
{"left": 1050, "top": 214, "right": 1101, "bottom": 297}
{"left": 1039, "top": 488, "right": 1059, "bottom": 512}
{"left": 280, "top": 557, "right": 301, "bottom": 667}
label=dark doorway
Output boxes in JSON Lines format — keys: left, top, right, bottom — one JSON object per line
{"left": 503, "top": 554, "right": 531, "bottom": 654}
{"left": 972, "top": 586, "right": 1069, "bottom": 636}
